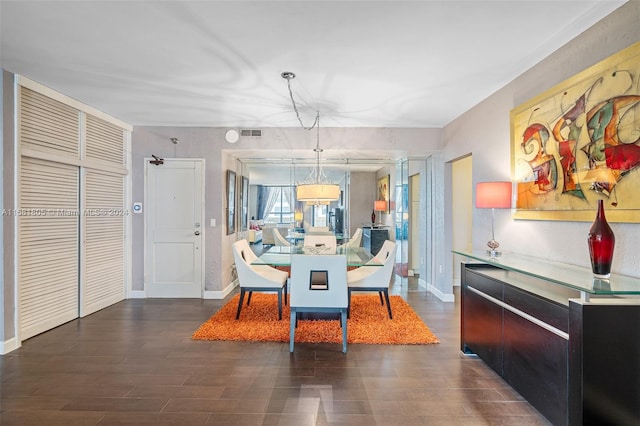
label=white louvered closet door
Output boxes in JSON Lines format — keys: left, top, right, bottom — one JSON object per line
{"left": 81, "top": 114, "right": 126, "bottom": 316}
{"left": 81, "top": 170, "right": 125, "bottom": 316}
{"left": 18, "top": 79, "right": 130, "bottom": 340}
{"left": 19, "top": 159, "right": 80, "bottom": 339}
{"left": 19, "top": 85, "right": 81, "bottom": 339}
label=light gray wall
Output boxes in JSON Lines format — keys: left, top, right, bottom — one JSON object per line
{"left": 441, "top": 2, "right": 640, "bottom": 285}
{"left": 451, "top": 155, "right": 472, "bottom": 283}
{"left": 132, "top": 127, "right": 229, "bottom": 293}
{"left": 349, "top": 171, "right": 377, "bottom": 231}
{"left": 131, "top": 127, "right": 441, "bottom": 293}
{"left": 407, "top": 158, "right": 427, "bottom": 280}
{"left": 2, "top": 70, "right": 16, "bottom": 345}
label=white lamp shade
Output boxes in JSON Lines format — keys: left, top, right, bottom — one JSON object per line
{"left": 296, "top": 183, "right": 340, "bottom": 202}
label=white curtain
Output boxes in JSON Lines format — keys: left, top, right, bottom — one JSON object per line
{"left": 258, "top": 186, "right": 280, "bottom": 221}
{"left": 283, "top": 186, "right": 295, "bottom": 212}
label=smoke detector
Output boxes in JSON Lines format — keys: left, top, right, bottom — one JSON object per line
{"left": 225, "top": 129, "right": 240, "bottom": 144}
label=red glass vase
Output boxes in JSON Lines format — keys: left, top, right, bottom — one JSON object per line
{"left": 587, "top": 199, "right": 615, "bottom": 278}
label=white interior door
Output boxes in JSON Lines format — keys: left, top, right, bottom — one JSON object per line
{"left": 146, "top": 159, "right": 204, "bottom": 298}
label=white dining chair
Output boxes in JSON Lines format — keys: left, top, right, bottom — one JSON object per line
{"left": 273, "top": 228, "right": 291, "bottom": 247}
{"left": 340, "top": 228, "right": 363, "bottom": 248}
{"left": 303, "top": 235, "right": 337, "bottom": 252}
{"left": 232, "top": 239, "right": 288, "bottom": 320}
{"left": 289, "top": 254, "right": 348, "bottom": 353}
{"left": 347, "top": 240, "right": 397, "bottom": 319}
{"left": 308, "top": 226, "right": 330, "bottom": 233}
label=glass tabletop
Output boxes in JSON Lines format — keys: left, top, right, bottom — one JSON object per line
{"left": 252, "top": 246, "right": 381, "bottom": 267}
{"left": 287, "top": 231, "right": 345, "bottom": 242}
{"left": 453, "top": 249, "right": 640, "bottom": 295}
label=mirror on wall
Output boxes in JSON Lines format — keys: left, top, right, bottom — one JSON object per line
{"left": 240, "top": 159, "right": 395, "bottom": 238}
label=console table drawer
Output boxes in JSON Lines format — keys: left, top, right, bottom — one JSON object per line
{"left": 504, "top": 285, "right": 569, "bottom": 334}
{"left": 464, "top": 267, "right": 503, "bottom": 300}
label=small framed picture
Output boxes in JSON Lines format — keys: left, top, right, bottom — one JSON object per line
{"left": 226, "top": 170, "right": 236, "bottom": 235}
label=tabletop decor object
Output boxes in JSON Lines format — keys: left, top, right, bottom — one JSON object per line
{"left": 475, "top": 181, "right": 512, "bottom": 257}
{"left": 587, "top": 199, "right": 615, "bottom": 278}
{"left": 374, "top": 200, "right": 387, "bottom": 226}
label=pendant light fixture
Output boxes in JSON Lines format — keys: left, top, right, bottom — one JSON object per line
{"left": 282, "top": 71, "right": 340, "bottom": 204}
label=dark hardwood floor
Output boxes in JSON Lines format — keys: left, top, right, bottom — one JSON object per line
{"left": 1, "top": 277, "right": 551, "bottom": 425}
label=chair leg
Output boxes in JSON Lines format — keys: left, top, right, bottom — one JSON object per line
{"left": 277, "top": 289, "right": 282, "bottom": 320}
{"left": 383, "top": 289, "right": 393, "bottom": 319}
{"left": 236, "top": 289, "right": 246, "bottom": 320}
{"left": 284, "top": 281, "right": 288, "bottom": 305}
{"left": 378, "top": 291, "right": 384, "bottom": 305}
{"left": 341, "top": 309, "right": 348, "bottom": 353}
{"left": 289, "top": 310, "right": 296, "bottom": 352}
{"left": 347, "top": 288, "right": 352, "bottom": 319}
{"left": 247, "top": 291, "right": 253, "bottom": 306}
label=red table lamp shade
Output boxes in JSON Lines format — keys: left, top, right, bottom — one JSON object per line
{"left": 476, "top": 182, "right": 512, "bottom": 209}
{"left": 374, "top": 200, "right": 387, "bottom": 212}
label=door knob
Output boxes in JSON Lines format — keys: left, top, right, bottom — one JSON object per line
{"left": 194, "top": 231, "right": 201, "bottom": 236}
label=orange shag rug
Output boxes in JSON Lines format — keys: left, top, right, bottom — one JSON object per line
{"left": 192, "top": 293, "right": 439, "bottom": 345}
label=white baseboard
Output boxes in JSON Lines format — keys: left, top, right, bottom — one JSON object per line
{"left": 1, "top": 336, "right": 20, "bottom": 355}
{"left": 427, "top": 282, "right": 455, "bottom": 303}
{"left": 127, "top": 290, "right": 146, "bottom": 299}
{"left": 203, "top": 280, "right": 238, "bottom": 299}
{"left": 128, "top": 281, "right": 238, "bottom": 300}
{"left": 418, "top": 277, "right": 428, "bottom": 289}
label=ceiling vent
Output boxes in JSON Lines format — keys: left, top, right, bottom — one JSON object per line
{"left": 241, "top": 129, "right": 262, "bottom": 137}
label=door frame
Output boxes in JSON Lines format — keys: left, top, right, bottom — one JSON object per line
{"left": 143, "top": 157, "right": 205, "bottom": 298}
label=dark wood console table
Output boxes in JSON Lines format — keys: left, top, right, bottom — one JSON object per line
{"left": 454, "top": 250, "right": 640, "bottom": 426}
{"left": 362, "top": 226, "right": 389, "bottom": 256}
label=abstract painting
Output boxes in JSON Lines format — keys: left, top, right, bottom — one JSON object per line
{"left": 377, "top": 174, "right": 390, "bottom": 212}
{"left": 511, "top": 41, "right": 640, "bottom": 222}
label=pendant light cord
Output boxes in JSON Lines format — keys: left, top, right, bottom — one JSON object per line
{"left": 283, "top": 72, "right": 319, "bottom": 131}
{"left": 282, "top": 71, "right": 334, "bottom": 187}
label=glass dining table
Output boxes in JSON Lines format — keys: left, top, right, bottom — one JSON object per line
{"left": 287, "top": 231, "right": 346, "bottom": 245}
{"left": 251, "top": 246, "right": 381, "bottom": 321}
{"left": 251, "top": 245, "right": 382, "bottom": 268}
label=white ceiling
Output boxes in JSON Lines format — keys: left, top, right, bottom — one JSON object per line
{"left": 0, "top": 0, "right": 626, "bottom": 131}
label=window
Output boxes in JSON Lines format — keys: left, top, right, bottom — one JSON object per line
{"left": 311, "top": 204, "right": 328, "bottom": 227}
{"left": 265, "top": 186, "right": 294, "bottom": 223}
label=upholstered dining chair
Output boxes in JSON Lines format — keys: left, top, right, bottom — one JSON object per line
{"left": 303, "top": 235, "right": 337, "bottom": 251}
{"left": 232, "top": 239, "right": 288, "bottom": 320}
{"left": 289, "top": 254, "right": 348, "bottom": 353}
{"left": 273, "top": 229, "right": 291, "bottom": 247}
{"left": 340, "top": 228, "right": 363, "bottom": 248}
{"left": 347, "top": 240, "right": 397, "bottom": 319}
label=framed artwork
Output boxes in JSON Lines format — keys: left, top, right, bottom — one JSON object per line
{"left": 240, "top": 176, "right": 249, "bottom": 231}
{"left": 226, "top": 170, "right": 236, "bottom": 235}
{"left": 377, "top": 174, "right": 390, "bottom": 212}
{"left": 511, "top": 41, "right": 640, "bottom": 223}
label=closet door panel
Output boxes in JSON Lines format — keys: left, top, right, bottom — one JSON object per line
{"left": 81, "top": 169, "right": 126, "bottom": 316}
{"left": 19, "top": 158, "right": 79, "bottom": 339}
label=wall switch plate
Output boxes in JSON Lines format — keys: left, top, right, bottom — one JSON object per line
{"left": 210, "top": 218, "right": 216, "bottom": 227}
